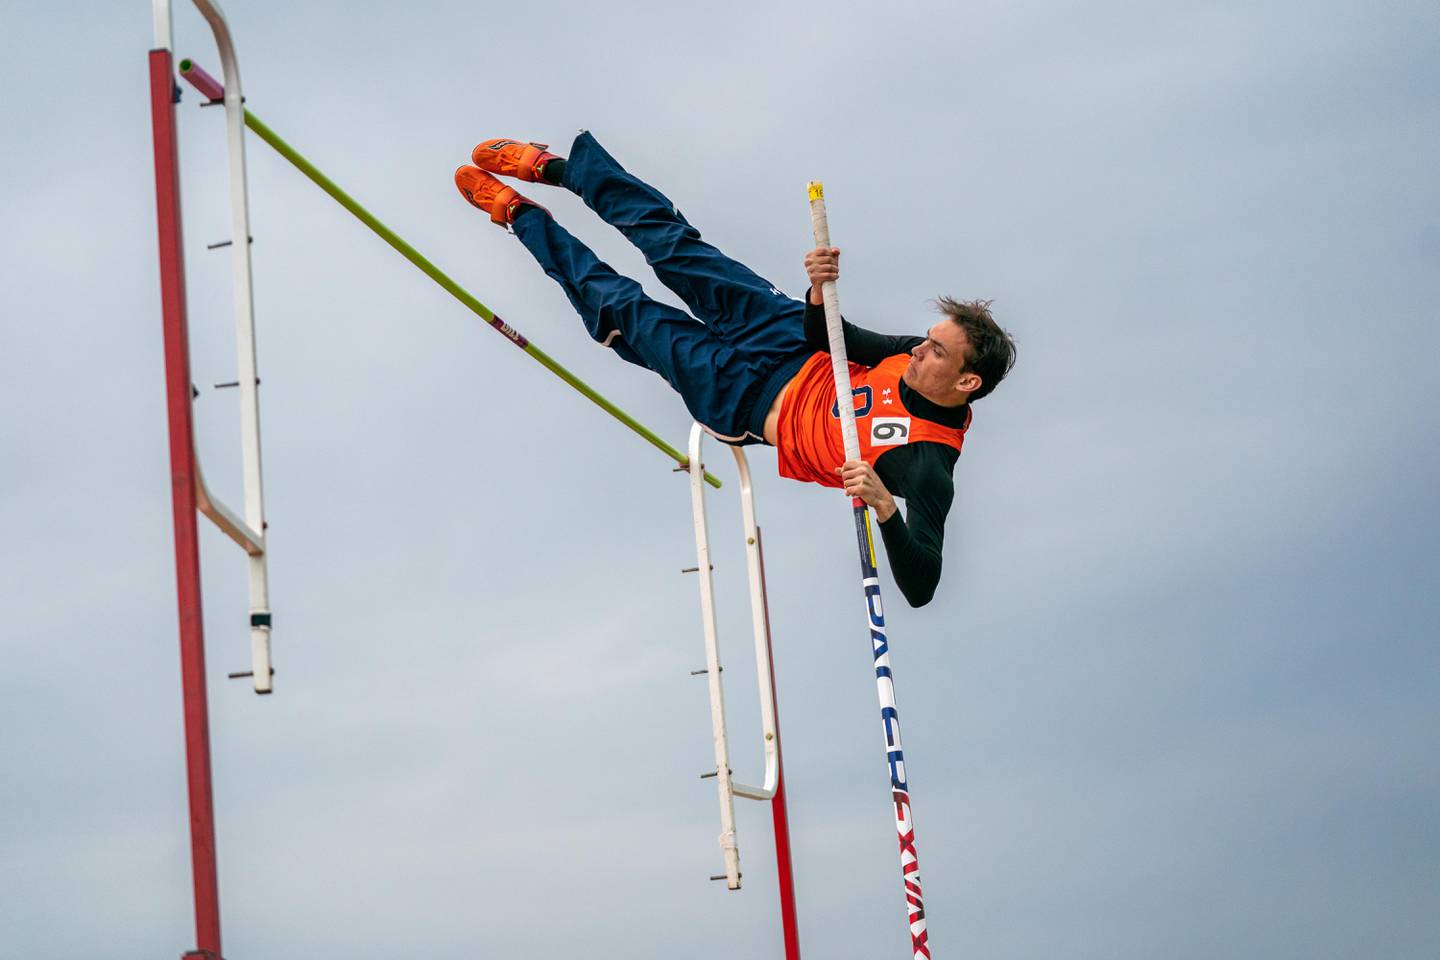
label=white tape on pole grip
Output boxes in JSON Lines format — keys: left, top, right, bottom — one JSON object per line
{"left": 807, "top": 181, "right": 862, "bottom": 462}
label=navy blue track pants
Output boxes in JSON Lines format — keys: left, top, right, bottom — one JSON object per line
{"left": 512, "top": 131, "right": 813, "bottom": 443}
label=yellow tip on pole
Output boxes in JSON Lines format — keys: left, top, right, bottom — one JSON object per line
{"left": 807, "top": 181, "right": 825, "bottom": 201}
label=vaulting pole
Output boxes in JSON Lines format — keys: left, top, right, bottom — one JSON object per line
{"left": 807, "top": 182, "right": 931, "bottom": 960}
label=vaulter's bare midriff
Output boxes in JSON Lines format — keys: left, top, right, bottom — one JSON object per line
{"left": 762, "top": 378, "right": 794, "bottom": 446}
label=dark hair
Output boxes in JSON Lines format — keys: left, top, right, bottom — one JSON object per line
{"left": 934, "top": 297, "right": 1016, "bottom": 402}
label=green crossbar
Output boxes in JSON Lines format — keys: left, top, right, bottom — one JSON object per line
{"left": 179, "top": 60, "right": 720, "bottom": 489}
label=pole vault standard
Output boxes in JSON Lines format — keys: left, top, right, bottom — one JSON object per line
{"left": 687, "top": 423, "right": 801, "bottom": 959}
{"left": 808, "top": 183, "right": 932, "bottom": 960}
{"left": 151, "top": 1, "right": 273, "bottom": 955}
{"left": 176, "top": 60, "right": 720, "bottom": 490}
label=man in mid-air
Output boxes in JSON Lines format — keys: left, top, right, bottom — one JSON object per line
{"left": 455, "top": 132, "right": 1015, "bottom": 607}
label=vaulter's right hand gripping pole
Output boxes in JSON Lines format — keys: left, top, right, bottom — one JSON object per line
{"left": 808, "top": 182, "right": 932, "bottom": 960}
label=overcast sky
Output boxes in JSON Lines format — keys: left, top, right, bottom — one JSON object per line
{"left": 1, "top": 1, "right": 1437, "bottom": 958}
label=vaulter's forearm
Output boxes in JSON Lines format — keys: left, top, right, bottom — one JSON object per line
{"left": 872, "top": 446, "right": 957, "bottom": 608}
{"left": 802, "top": 297, "right": 922, "bottom": 367}
{"left": 876, "top": 511, "right": 942, "bottom": 607}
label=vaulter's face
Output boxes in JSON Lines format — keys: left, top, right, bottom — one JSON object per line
{"left": 905, "top": 322, "right": 973, "bottom": 401}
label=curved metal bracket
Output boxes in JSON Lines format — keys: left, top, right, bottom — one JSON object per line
{"left": 688, "top": 423, "right": 782, "bottom": 890}
{"left": 155, "top": 0, "right": 272, "bottom": 694}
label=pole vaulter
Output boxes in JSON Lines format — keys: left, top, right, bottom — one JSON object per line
{"left": 450, "top": 132, "right": 1015, "bottom": 954}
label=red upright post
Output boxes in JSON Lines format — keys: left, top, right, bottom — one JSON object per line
{"left": 149, "top": 47, "right": 225, "bottom": 960}
{"left": 771, "top": 769, "right": 801, "bottom": 960}
{"left": 757, "top": 530, "right": 802, "bottom": 960}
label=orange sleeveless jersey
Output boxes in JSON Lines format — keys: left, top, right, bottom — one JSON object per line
{"left": 776, "top": 352, "right": 971, "bottom": 488}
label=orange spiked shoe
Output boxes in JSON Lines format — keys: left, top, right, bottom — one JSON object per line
{"left": 454, "top": 165, "right": 533, "bottom": 225}
{"left": 470, "top": 138, "right": 561, "bottom": 183}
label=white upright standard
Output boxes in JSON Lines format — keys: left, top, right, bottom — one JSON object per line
{"left": 687, "top": 423, "right": 802, "bottom": 960}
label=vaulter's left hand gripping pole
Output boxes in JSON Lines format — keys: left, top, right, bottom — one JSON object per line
{"left": 808, "top": 182, "right": 933, "bottom": 960}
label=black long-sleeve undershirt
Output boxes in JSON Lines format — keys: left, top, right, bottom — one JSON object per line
{"left": 801, "top": 299, "right": 967, "bottom": 607}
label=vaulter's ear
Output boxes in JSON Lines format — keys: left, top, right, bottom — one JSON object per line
{"left": 955, "top": 370, "right": 983, "bottom": 396}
